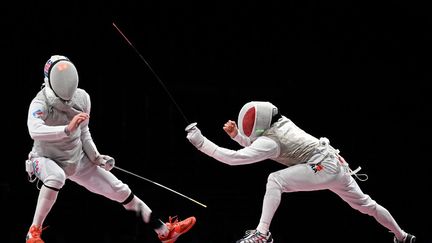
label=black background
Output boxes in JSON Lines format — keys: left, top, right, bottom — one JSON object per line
{"left": 2, "top": 0, "right": 431, "bottom": 242}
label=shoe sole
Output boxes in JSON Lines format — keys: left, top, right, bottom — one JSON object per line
{"left": 179, "top": 217, "right": 196, "bottom": 235}
{"left": 409, "top": 236, "right": 416, "bottom": 243}
{"left": 236, "top": 235, "right": 274, "bottom": 243}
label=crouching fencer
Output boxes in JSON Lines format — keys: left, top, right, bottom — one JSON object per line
{"left": 25, "top": 55, "right": 196, "bottom": 243}
{"left": 185, "top": 101, "right": 415, "bottom": 243}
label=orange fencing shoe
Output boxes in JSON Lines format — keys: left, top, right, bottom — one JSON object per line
{"left": 158, "top": 216, "right": 196, "bottom": 243}
{"left": 26, "top": 225, "right": 46, "bottom": 243}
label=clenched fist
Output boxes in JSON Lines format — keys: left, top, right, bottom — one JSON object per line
{"left": 223, "top": 120, "right": 238, "bottom": 138}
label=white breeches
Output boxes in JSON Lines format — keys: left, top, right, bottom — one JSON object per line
{"left": 259, "top": 154, "right": 404, "bottom": 237}
{"left": 29, "top": 155, "right": 131, "bottom": 203}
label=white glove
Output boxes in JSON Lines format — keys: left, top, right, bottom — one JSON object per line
{"left": 185, "top": 122, "right": 204, "bottom": 149}
{"left": 97, "top": 155, "right": 115, "bottom": 171}
{"left": 185, "top": 122, "right": 219, "bottom": 157}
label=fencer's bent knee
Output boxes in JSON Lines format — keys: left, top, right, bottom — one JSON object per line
{"left": 267, "top": 172, "right": 283, "bottom": 191}
{"left": 44, "top": 169, "right": 66, "bottom": 189}
{"left": 109, "top": 180, "right": 132, "bottom": 203}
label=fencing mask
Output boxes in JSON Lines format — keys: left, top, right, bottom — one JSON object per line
{"left": 238, "top": 101, "right": 279, "bottom": 141}
{"left": 43, "top": 55, "right": 78, "bottom": 101}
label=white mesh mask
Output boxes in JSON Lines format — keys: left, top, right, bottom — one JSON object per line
{"left": 43, "top": 55, "right": 78, "bottom": 101}
{"left": 237, "top": 101, "right": 278, "bottom": 141}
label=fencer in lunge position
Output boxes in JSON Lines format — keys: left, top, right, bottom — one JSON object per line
{"left": 25, "top": 55, "right": 196, "bottom": 243}
{"left": 185, "top": 101, "right": 415, "bottom": 243}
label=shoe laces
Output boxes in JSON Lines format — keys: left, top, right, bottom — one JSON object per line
{"left": 241, "top": 229, "right": 268, "bottom": 240}
{"left": 242, "top": 230, "right": 256, "bottom": 238}
{"left": 159, "top": 216, "right": 180, "bottom": 241}
{"left": 168, "top": 216, "right": 179, "bottom": 224}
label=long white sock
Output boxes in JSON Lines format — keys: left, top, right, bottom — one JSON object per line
{"left": 123, "top": 196, "right": 169, "bottom": 236}
{"left": 123, "top": 196, "right": 152, "bottom": 223}
{"left": 257, "top": 177, "right": 282, "bottom": 234}
{"left": 374, "top": 204, "right": 406, "bottom": 241}
{"left": 32, "top": 186, "right": 58, "bottom": 227}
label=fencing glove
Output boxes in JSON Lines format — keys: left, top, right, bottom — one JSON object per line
{"left": 185, "top": 122, "right": 218, "bottom": 157}
{"left": 97, "top": 155, "right": 115, "bottom": 171}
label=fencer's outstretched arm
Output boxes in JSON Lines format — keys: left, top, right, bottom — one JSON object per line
{"left": 185, "top": 122, "right": 279, "bottom": 165}
{"left": 185, "top": 123, "right": 218, "bottom": 156}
